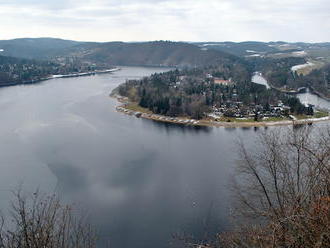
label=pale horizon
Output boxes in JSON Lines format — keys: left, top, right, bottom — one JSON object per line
{"left": 0, "top": 0, "right": 329, "bottom": 43}
{"left": 2, "top": 36, "right": 330, "bottom": 44}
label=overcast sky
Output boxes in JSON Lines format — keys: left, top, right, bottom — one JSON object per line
{"left": 0, "top": 0, "right": 329, "bottom": 42}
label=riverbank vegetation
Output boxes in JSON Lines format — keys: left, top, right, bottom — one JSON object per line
{"left": 178, "top": 126, "right": 330, "bottom": 248}
{"left": 0, "top": 190, "right": 96, "bottom": 248}
{"left": 217, "top": 126, "right": 330, "bottom": 248}
{"left": 0, "top": 55, "right": 112, "bottom": 87}
{"left": 0, "top": 55, "right": 58, "bottom": 86}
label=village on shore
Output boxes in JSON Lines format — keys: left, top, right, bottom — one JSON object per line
{"left": 113, "top": 95, "right": 330, "bottom": 128}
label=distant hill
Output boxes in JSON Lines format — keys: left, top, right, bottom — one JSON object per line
{"left": 0, "top": 38, "right": 81, "bottom": 59}
{"left": 2, "top": 37, "right": 330, "bottom": 71}
{"left": 57, "top": 41, "right": 241, "bottom": 68}
{"left": 194, "top": 41, "right": 330, "bottom": 62}
{"left": 0, "top": 38, "right": 244, "bottom": 68}
{"left": 194, "top": 41, "right": 279, "bottom": 57}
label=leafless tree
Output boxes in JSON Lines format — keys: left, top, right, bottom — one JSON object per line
{"left": 220, "top": 125, "right": 330, "bottom": 248}
{"left": 0, "top": 190, "right": 96, "bottom": 248}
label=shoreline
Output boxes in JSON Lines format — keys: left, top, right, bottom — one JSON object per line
{"left": 309, "top": 86, "right": 330, "bottom": 101}
{"left": 112, "top": 95, "right": 330, "bottom": 128}
{"left": 49, "top": 68, "right": 120, "bottom": 80}
{"left": 0, "top": 68, "right": 120, "bottom": 88}
{"left": 256, "top": 72, "right": 330, "bottom": 101}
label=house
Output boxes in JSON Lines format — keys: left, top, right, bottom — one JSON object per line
{"left": 206, "top": 73, "right": 213, "bottom": 79}
{"left": 213, "top": 78, "right": 233, "bottom": 86}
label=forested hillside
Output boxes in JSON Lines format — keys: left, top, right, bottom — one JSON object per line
{"left": 0, "top": 55, "right": 57, "bottom": 86}
{"left": 0, "top": 55, "right": 99, "bottom": 86}
{"left": 58, "top": 41, "right": 241, "bottom": 68}
{"left": 302, "top": 64, "right": 330, "bottom": 98}
{"left": 249, "top": 56, "right": 330, "bottom": 98}
{"left": 0, "top": 38, "right": 80, "bottom": 59}
{"left": 0, "top": 38, "right": 241, "bottom": 68}
{"left": 250, "top": 57, "right": 307, "bottom": 88}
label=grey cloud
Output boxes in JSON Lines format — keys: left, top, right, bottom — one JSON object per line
{"left": 0, "top": 0, "right": 329, "bottom": 42}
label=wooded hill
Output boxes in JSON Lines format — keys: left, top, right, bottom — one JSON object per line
{"left": 0, "top": 38, "right": 79, "bottom": 59}
{"left": 0, "top": 55, "right": 99, "bottom": 86}
{"left": 56, "top": 41, "right": 242, "bottom": 68}
{"left": 0, "top": 38, "right": 243, "bottom": 68}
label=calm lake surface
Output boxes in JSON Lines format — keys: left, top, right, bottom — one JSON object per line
{"left": 0, "top": 67, "right": 320, "bottom": 248}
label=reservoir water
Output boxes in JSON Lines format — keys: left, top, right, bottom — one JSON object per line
{"left": 296, "top": 88, "right": 330, "bottom": 110}
{"left": 0, "top": 67, "right": 325, "bottom": 248}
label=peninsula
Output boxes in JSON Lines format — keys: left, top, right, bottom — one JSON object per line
{"left": 112, "top": 66, "right": 329, "bottom": 128}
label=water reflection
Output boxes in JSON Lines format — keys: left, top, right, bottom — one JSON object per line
{"left": 240, "top": 126, "right": 252, "bottom": 131}
{"left": 297, "top": 89, "right": 330, "bottom": 110}
{"left": 146, "top": 119, "right": 212, "bottom": 134}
